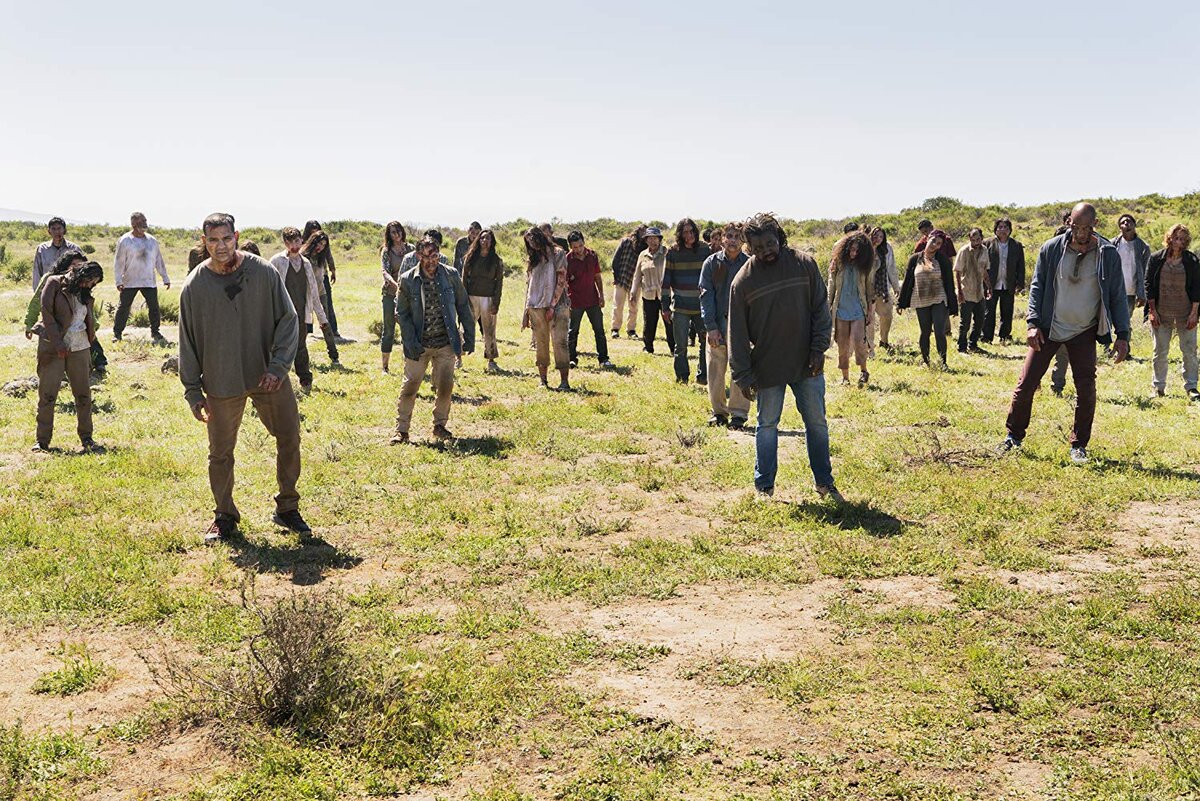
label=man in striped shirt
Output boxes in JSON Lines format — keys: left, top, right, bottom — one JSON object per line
{"left": 662, "top": 218, "right": 711, "bottom": 384}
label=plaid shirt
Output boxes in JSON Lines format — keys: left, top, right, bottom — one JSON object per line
{"left": 611, "top": 237, "right": 640, "bottom": 289}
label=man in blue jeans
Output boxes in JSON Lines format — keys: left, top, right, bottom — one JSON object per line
{"left": 728, "top": 213, "right": 843, "bottom": 501}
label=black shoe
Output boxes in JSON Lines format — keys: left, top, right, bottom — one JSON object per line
{"left": 80, "top": 438, "right": 105, "bottom": 453}
{"left": 569, "top": 359, "right": 579, "bottom": 369}
{"left": 1051, "top": 387, "right": 1064, "bottom": 397}
{"left": 272, "top": 509, "right": 312, "bottom": 535}
{"left": 708, "top": 414, "right": 729, "bottom": 427}
{"left": 696, "top": 375, "right": 708, "bottom": 386}
{"left": 31, "top": 442, "right": 50, "bottom": 453}
{"left": 611, "top": 330, "right": 619, "bottom": 338}
{"left": 205, "top": 516, "right": 240, "bottom": 543}
{"left": 643, "top": 346, "right": 654, "bottom": 354}
{"left": 626, "top": 330, "right": 636, "bottom": 338}
{"left": 957, "top": 346, "right": 969, "bottom": 353}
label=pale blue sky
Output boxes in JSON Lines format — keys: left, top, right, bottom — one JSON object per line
{"left": 4, "top": 0, "right": 1198, "bottom": 228}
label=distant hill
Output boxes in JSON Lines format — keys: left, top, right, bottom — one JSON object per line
{"left": 0, "top": 208, "right": 87, "bottom": 225}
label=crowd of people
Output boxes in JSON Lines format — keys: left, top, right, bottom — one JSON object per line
{"left": 20, "top": 202, "right": 1198, "bottom": 540}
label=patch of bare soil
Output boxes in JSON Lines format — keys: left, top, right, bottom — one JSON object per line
{"left": 0, "top": 626, "right": 159, "bottom": 733}
{"left": 852, "top": 576, "right": 957, "bottom": 611}
{"left": 990, "top": 758, "right": 1054, "bottom": 798}
{"left": 1116, "top": 500, "right": 1200, "bottom": 555}
{"left": 81, "top": 724, "right": 234, "bottom": 801}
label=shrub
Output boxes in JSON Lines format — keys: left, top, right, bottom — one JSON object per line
{"left": 131, "top": 294, "right": 179, "bottom": 327}
{"left": 3, "top": 258, "right": 31, "bottom": 284}
{"left": 32, "top": 643, "right": 112, "bottom": 696}
{"left": 80, "top": 244, "right": 96, "bottom": 254}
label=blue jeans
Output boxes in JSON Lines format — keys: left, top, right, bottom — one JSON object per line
{"left": 672, "top": 313, "right": 705, "bottom": 381}
{"left": 754, "top": 376, "right": 834, "bottom": 491}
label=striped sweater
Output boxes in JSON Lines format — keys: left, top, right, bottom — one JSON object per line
{"left": 663, "top": 244, "right": 711, "bottom": 315}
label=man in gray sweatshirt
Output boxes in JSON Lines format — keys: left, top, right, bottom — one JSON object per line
{"left": 179, "top": 212, "right": 309, "bottom": 541}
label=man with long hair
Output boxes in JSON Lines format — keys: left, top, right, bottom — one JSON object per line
{"left": 523, "top": 227, "right": 571, "bottom": 390}
{"left": 662, "top": 218, "right": 711, "bottom": 384}
{"left": 460, "top": 229, "right": 504, "bottom": 373}
{"left": 179, "top": 212, "right": 308, "bottom": 542}
{"left": 1000, "top": 203, "right": 1130, "bottom": 464}
{"left": 112, "top": 212, "right": 171, "bottom": 345}
{"left": 610, "top": 225, "right": 647, "bottom": 339}
{"left": 729, "top": 213, "right": 840, "bottom": 501}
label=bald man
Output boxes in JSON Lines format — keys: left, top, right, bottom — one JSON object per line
{"left": 1000, "top": 203, "right": 1130, "bottom": 464}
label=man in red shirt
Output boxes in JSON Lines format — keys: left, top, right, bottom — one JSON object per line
{"left": 566, "top": 231, "right": 614, "bottom": 369}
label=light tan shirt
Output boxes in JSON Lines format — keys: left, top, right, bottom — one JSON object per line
{"left": 954, "top": 246, "right": 990, "bottom": 303}
{"left": 633, "top": 247, "right": 667, "bottom": 301}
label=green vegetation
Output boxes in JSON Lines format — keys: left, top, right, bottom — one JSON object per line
{"left": 2, "top": 194, "right": 1200, "bottom": 798}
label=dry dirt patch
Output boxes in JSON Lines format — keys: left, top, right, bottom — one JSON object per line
{"left": 81, "top": 724, "right": 234, "bottom": 801}
{"left": 1117, "top": 500, "right": 1200, "bottom": 555}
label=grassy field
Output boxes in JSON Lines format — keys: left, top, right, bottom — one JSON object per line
{"left": 2, "top": 198, "right": 1200, "bottom": 800}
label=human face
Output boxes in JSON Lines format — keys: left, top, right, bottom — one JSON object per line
{"left": 81, "top": 276, "right": 100, "bottom": 290}
{"left": 285, "top": 236, "right": 303, "bottom": 256}
{"left": 925, "top": 237, "right": 943, "bottom": 258}
{"left": 48, "top": 223, "right": 66, "bottom": 244}
{"left": 870, "top": 229, "right": 883, "bottom": 247}
{"left": 1069, "top": 214, "right": 1095, "bottom": 249}
{"left": 131, "top": 216, "right": 148, "bottom": 237}
{"left": 747, "top": 231, "right": 781, "bottom": 264}
{"left": 995, "top": 221, "right": 1012, "bottom": 242}
{"left": 918, "top": 223, "right": 932, "bottom": 237}
{"left": 644, "top": 236, "right": 662, "bottom": 252}
{"left": 205, "top": 225, "right": 239, "bottom": 267}
{"left": 419, "top": 245, "right": 440, "bottom": 274}
{"left": 388, "top": 228, "right": 406, "bottom": 249}
{"left": 479, "top": 233, "right": 493, "bottom": 255}
{"left": 682, "top": 224, "right": 698, "bottom": 248}
{"left": 1119, "top": 217, "right": 1136, "bottom": 239}
{"left": 469, "top": 224, "right": 482, "bottom": 242}
{"left": 569, "top": 239, "right": 585, "bottom": 257}
{"left": 1168, "top": 230, "right": 1190, "bottom": 254}
{"left": 969, "top": 230, "right": 984, "bottom": 248}
{"left": 848, "top": 242, "right": 859, "bottom": 261}
{"left": 723, "top": 231, "right": 742, "bottom": 258}
{"left": 315, "top": 239, "right": 327, "bottom": 254}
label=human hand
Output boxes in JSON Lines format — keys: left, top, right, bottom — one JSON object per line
{"left": 330, "top": 272, "right": 337, "bottom": 285}
{"left": 56, "top": 347, "right": 69, "bottom": 358}
{"left": 191, "top": 398, "right": 211, "bottom": 423}
{"left": 117, "top": 284, "right": 124, "bottom": 292}
{"left": 24, "top": 330, "right": 32, "bottom": 340}
{"left": 1149, "top": 311, "right": 1160, "bottom": 328}
{"left": 164, "top": 283, "right": 171, "bottom": 290}
{"left": 1026, "top": 327, "right": 1043, "bottom": 351}
{"left": 258, "top": 372, "right": 283, "bottom": 392}
{"left": 1188, "top": 313, "right": 1198, "bottom": 331}
{"left": 808, "top": 351, "right": 825, "bottom": 376}
{"left": 706, "top": 330, "right": 722, "bottom": 348}
{"left": 544, "top": 308, "right": 554, "bottom": 322}
{"left": 739, "top": 382, "right": 757, "bottom": 402}
{"left": 1113, "top": 339, "right": 1129, "bottom": 364}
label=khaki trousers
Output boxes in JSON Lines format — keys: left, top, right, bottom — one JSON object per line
{"left": 871, "top": 296, "right": 894, "bottom": 347}
{"left": 612, "top": 284, "right": 640, "bottom": 333}
{"left": 206, "top": 379, "right": 302, "bottom": 522}
{"left": 706, "top": 342, "right": 751, "bottom": 418}
{"left": 469, "top": 296, "right": 499, "bottom": 360}
{"left": 529, "top": 306, "right": 569, "bottom": 370}
{"left": 395, "top": 345, "right": 456, "bottom": 433}
{"left": 36, "top": 346, "right": 92, "bottom": 446}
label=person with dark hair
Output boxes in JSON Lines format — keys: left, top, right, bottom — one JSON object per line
{"left": 983, "top": 218, "right": 1026, "bottom": 344}
{"left": 868, "top": 227, "right": 900, "bottom": 351}
{"left": 301, "top": 231, "right": 341, "bottom": 366}
{"left": 180, "top": 212, "right": 309, "bottom": 541}
{"left": 302, "top": 220, "right": 347, "bottom": 344}
{"left": 729, "top": 213, "right": 840, "bottom": 502}
{"left": 633, "top": 227, "right": 674, "bottom": 354}
{"left": 898, "top": 230, "right": 958, "bottom": 367}
{"left": 523, "top": 227, "right": 571, "bottom": 389}
{"left": 699, "top": 223, "right": 750, "bottom": 427}
{"left": 33, "top": 261, "right": 104, "bottom": 453}
{"left": 187, "top": 234, "right": 208, "bottom": 273}
{"left": 610, "top": 225, "right": 646, "bottom": 339}
{"left": 454, "top": 221, "right": 482, "bottom": 273}
{"left": 954, "top": 227, "right": 992, "bottom": 352}
{"left": 842, "top": 222, "right": 860, "bottom": 234}
{"left": 390, "top": 237, "right": 474, "bottom": 444}
{"left": 32, "top": 217, "right": 80, "bottom": 291}
{"left": 27, "top": 250, "right": 87, "bottom": 339}
{"left": 565, "top": 231, "right": 612, "bottom": 370}
{"left": 379, "top": 221, "right": 411, "bottom": 374}
{"left": 1146, "top": 225, "right": 1200, "bottom": 400}
{"left": 827, "top": 231, "right": 877, "bottom": 386}
{"left": 270, "top": 227, "right": 331, "bottom": 393}
{"left": 239, "top": 241, "right": 262, "bottom": 257}
{"left": 539, "top": 222, "right": 569, "bottom": 251}
{"left": 1000, "top": 203, "right": 1131, "bottom": 464}
{"left": 914, "top": 220, "right": 957, "bottom": 261}
{"left": 1115, "top": 214, "right": 1150, "bottom": 317}
{"left": 663, "top": 218, "right": 711, "bottom": 384}
{"left": 461, "top": 228, "right": 504, "bottom": 373}
{"left": 112, "top": 212, "right": 171, "bottom": 345}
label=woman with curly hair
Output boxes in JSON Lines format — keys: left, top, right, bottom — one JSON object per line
{"left": 522, "top": 226, "right": 570, "bottom": 390}
{"left": 379, "top": 221, "right": 411, "bottom": 374}
{"left": 1146, "top": 224, "right": 1200, "bottom": 400}
{"left": 827, "top": 230, "right": 877, "bottom": 386}
{"left": 34, "top": 260, "right": 105, "bottom": 452}
{"left": 898, "top": 229, "right": 958, "bottom": 367}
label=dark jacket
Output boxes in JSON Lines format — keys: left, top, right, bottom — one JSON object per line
{"left": 395, "top": 263, "right": 474, "bottom": 360}
{"left": 984, "top": 236, "right": 1026, "bottom": 292}
{"left": 898, "top": 253, "right": 958, "bottom": 316}
{"left": 1115, "top": 235, "right": 1151, "bottom": 301}
{"left": 1145, "top": 248, "right": 1200, "bottom": 319}
{"left": 1027, "top": 232, "right": 1130, "bottom": 345}
{"left": 39, "top": 274, "right": 97, "bottom": 353}
{"left": 699, "top": 250, "right": 748, "bottom": 336}
{"left": 461, "top": 251, "right": 504, "bottom": 305}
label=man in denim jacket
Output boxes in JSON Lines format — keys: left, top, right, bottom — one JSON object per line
{"left": 391, "top": 237, "right": 474, "bottom": 444}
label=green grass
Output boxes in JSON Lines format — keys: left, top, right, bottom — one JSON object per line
{"left": 31, "top": 643, "right": 112, "bottom": 697}
{"left": 3, "top": 195, "right": 1200, "bottom": 798}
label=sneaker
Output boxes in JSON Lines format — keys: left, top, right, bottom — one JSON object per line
{"left": 626, "top": 330, "right": 636, "bottom": 338}
{"left": 728, "top": 417, "right": 747, "bottom": 431}
{"left": 556, "top": 381, "right": 572, "bottom": 392}
{"left": 334, "top": 335, "right": 354, "bottom": 345}
{"left": 486, "top": 360, "right": 500, "bottom": 374}
{"left": 708, "top": 414, "right": 729, "bottom": 427}
{"left": 611, "top": 330, "right": 619, "bottom": 339}
{"left": 1188, "top": 388, "right": 1200, "bottom": 402}
{"left": 1069, "top": 446, "right": 1088, "bottom": 465}
{"left": 997, "top": 435, "right": 1022, "bottom": 454}
{"left": 432, "top": 424, "right": 454, "bottom": 441}
{"left": 840, "top": 377, "right": 850, "bottom": 386}
{"left": 204, "top": 516, "right": 240, "bottom": 543}
{"left": 31, "top": 442, "right": 50, "bottom": 453}
{"left": 569, "top": 359, "right": 579, "bottom": 369}
{"left": 389, "top": 431, "right": 409, "bottom": 445}
{"left": 272, "top": 509, "right": 312, "bottom": 535}
{"left": 755, "top": 487, "right": 775, "bottom": 501}
{"left": 643, "top": 346, "right": 654, "bottom": 354}
{"left": 600, "top": 360, "right": 615, "bottom": 369}
{"left": 816, "top": 484, "right": 845, "bottom": 503}
{"left": 858, "top": 370, "right": 869, "bottom": 388}
{"left": 80, "top": 438, "right": 105, "bottom": 453}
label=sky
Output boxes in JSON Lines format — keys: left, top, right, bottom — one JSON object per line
{"left": 4, "top": 0, "right": 1199, "bottom": 229}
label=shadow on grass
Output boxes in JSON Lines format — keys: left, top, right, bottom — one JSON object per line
{"left": 228, "top": 535, "right": 363, "bottom": 586}
{"left": 452, "top": 393, "right": 491, "bottom": 406}
{"left": 784, "top": 499, "right": 907, "bottom": 538}
{"left": 413, "top": 434, "right": 515, "bottom": 458}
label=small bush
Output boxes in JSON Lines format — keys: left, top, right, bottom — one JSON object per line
{"left": 32, "top": 643, "right": 112, "bottom": 696}
{"left": 80, "top": 244, "right": 96, "bottom": 254}
{"left": 131, "top": 294, "right": 180, "bottom": 327}
{"left": 0, "top": 244, "right": 7, "bottom": 263}
{"left": 3, "top": 257, "right": 31, "bottom": 284}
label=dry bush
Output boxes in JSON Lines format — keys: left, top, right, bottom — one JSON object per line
{"left": 903, "top": 430, "right": 995, "bottom": 469}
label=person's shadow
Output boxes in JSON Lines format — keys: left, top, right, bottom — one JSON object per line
{"left": 227, "top": 535, "right": 363, "bottom": 586}
{"left": 783, "top": 498, "right": 907, "bottom": 538}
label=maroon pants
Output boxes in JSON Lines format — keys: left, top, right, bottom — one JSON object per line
{"left": 1005, "top": 327, "right": 1097, "bottom": 448}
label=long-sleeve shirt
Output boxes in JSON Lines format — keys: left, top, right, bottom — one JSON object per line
{"left": 611, "top": 237, "right": 641, "bottom": 289}
{"left": 114, "top": 232, "right": 169, "bottom": 289}
{"left": 32, "top": 239, "right": 80, "bottom": 290}
{"left": 178, "top": 254, "right": 298, "bottom": 407}
{"left": 632, "top": 247, "right": 667, "bottom": 301}
{"left": 270, "top": 252, "right": 329, "bottom": 327}
{"left": 699, "top": 250, "right": 748, "bottom": 336}
{"left": 662, "top": 244, "right": 711, "bottom": 315}
{"left": 728, "top": 248, "right": 832, "bottom": 392}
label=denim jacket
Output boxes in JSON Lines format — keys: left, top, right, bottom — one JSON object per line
{"left": 699, "top": 250, "right": 748, "bottom": 337}
{"left": 395, "top": 263, "right": 474, "bottom": 360}
{"left": 1027, "top": 232, "right": 1131, "bottom": 345}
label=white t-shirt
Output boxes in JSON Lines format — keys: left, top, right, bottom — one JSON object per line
{"left": 1117, "top": 238, "right": 1137, "bottom": 296}
{"left": 63, "top": 295, "right": 91, "bottom": 352}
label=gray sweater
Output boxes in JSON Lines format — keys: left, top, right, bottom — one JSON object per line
{"left": 179, "top": 253, "right": 298, "bottom": 406}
